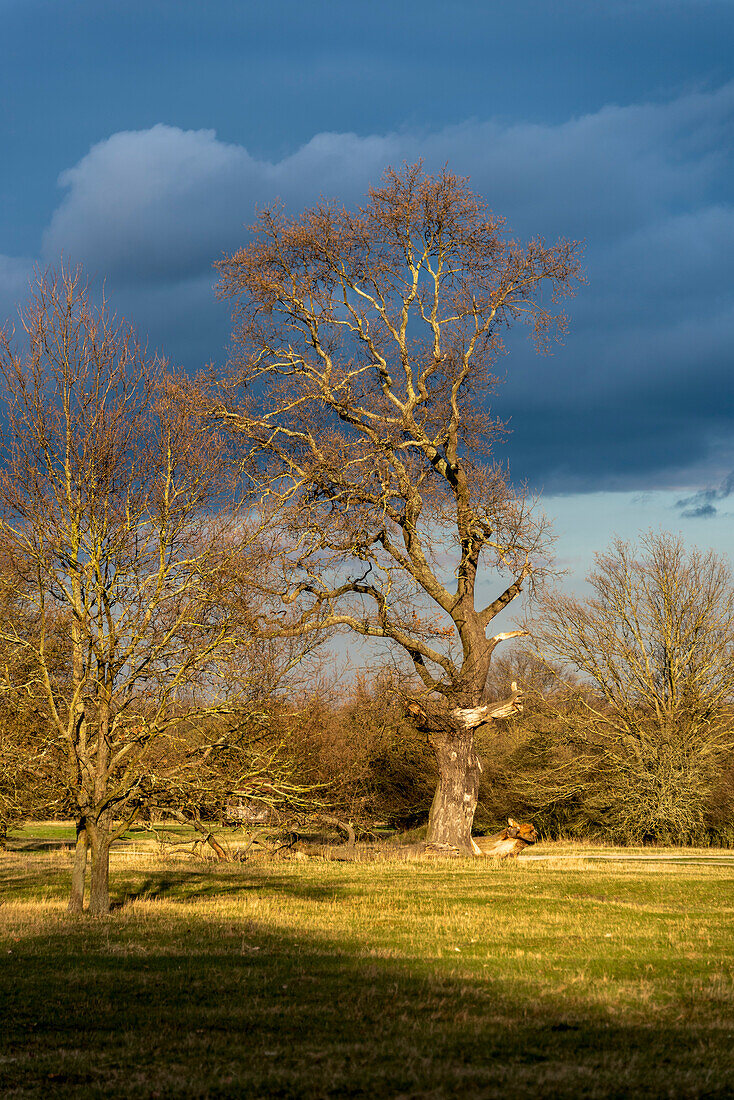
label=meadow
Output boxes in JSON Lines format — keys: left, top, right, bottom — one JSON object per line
{"left": 1, "top": 830, "right": 733, "bottom": 1099}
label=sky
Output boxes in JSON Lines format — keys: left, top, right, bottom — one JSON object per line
{"left": 1, "top": 0, "right": 733, "bottom": 586}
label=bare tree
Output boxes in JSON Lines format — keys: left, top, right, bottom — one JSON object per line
{"left": 0, "top": 267, "right": 266, "bottom": 912}
{"left": 533, "top": 532, "right": 734, "bottom": 843}
{"left": 212, "top": 164, "right": 582, "bottom": 852}
{"left": 0, "top": 548, "right": 63, "bottom": 843}
{"left": 0, "top": 704, "right": 61, "bottom": 847}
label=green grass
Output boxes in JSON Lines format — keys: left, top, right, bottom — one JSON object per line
{"left": 1, "top": 847, "right": 733, "bottom": 1098}
{"left": 7, "top": 820, "right": 80, "bottom": 843}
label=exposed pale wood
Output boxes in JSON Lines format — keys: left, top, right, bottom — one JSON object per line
{"left": 452, "top": 681, "right": 524, "bottom": 727}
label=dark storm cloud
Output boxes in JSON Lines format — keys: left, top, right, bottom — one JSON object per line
{"left": 42, "top": 86, "right": 734, "bottom": 276}
{"left": 0, "top": 83, "right": 729, "bottom": 492}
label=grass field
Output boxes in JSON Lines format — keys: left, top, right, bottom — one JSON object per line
{"left": 1, "top": 836, "right": 733, "bottom": 1098}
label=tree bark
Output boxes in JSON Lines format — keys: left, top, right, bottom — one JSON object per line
{"left": 426, "top": 725, "right": 482, "bottom": 853}
{"left": 410, "top": 683, "right": 523, "bottom": 853}
{"left": 88, "top": 827, "right": 111, "bottom": 916}
{"left": 67, "top": 818, "right": 88, "bottom": 913}
{"left": 205, "top": 833, "right": 228, "bottom": 860}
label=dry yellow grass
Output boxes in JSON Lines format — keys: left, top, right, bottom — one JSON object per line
{"left": 1, "top": 843, "right": 733, "bottom": 1098}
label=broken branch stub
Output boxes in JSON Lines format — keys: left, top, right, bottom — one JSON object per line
{"left": 407, "top": 682, "right": 524, "bottom": 732}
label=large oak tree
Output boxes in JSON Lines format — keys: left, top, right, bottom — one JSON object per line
{"left": 214, "top": 165, "right": 582, "bottom": 852}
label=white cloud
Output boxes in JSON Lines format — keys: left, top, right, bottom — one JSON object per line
{"left": 44, "top": 126, "right": 263, "bottom": 282}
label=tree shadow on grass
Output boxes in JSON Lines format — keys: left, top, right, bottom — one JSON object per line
{"left": 6, "top": 838, "right": 75, "bottom": 852}
{"left": 113, "top": 869, "right": 344, "bottom": 908}
{"left": 1, "top": 861, "right": 353, "bottom": 908}
{"left": 1, "top": 910, "right": 732, "bottom": 1099}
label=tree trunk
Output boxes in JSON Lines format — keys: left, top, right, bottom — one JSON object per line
{"left": 409, "top": 683, "right": 522, "bottom": 854}
{"left": 88, "top": 828, "right": 111, "bottom": 916}
{"left": 67, "top": 818, "right": 88, "bottom": 913}
{"left": 426, "top": 726, "right": 482, "bottom": 853}
{"left": 205, "top": 833, "right": 228, "bottom": 860}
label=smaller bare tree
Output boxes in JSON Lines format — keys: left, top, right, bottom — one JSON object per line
{"left": 0, "top": 541, "right": 70, "bottom": 844}
{"left": 533, "top": 532, "right": 734, "bottom": 843}
{"left": 0, "top": 267, "right": 271, "bottom": 912}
